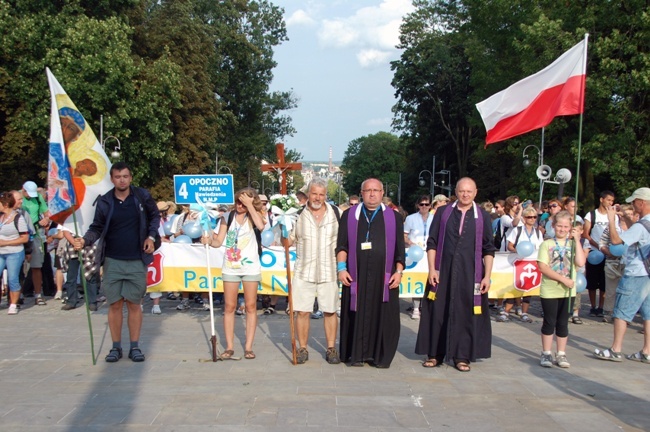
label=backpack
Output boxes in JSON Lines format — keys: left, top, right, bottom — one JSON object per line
{"left": 227, "top": 211, "right": 263, "bottom": 257}
{"left": 494, "top": 217, "right": 509, "bottom": 250}
{"left": 296, "top": 204, "right": 341, "bottom": 222}
{"left": 635, "top": 219, "right": 650, "bottom": 276}
{"left": 513, "top": 226, "right": 542, "bottom": 247}
{"left": 13, "top": 210, "right": 34, "bottom": 255}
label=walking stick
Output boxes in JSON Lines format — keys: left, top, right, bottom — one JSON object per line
{"left": 71, "top": 212, "right": 96, "bottom": 365}
{"left": 282, "top": 236, "right": 298, "bottom": 365}
{"left": 204, "top": 240, "right": 221, "bottom": 362}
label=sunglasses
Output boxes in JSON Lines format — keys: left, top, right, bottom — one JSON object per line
{"left": 512, "top": 201, "right": 520, "bottom": 205}
{"left": 419, "top": 203, "right": 431, "bottom": 207}
{"left": 524, "top": 216, "right": 537, "bottom": 219}
{"left": 549, "top": 204, "right": 559, "bottom": 208}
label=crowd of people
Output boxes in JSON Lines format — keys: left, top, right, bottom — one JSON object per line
{"left": 1, "top": 168, "right": 648, "bottom": 369}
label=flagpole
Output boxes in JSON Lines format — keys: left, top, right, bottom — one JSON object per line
{"left": 570, "top": 33, "right": 589, "bottom": 311}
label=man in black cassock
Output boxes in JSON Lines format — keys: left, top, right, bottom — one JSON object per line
{"left": 415, "top": 177, "right": 495, "bottom": 372}
{"left": 336, "top": 178, "right": 405, "bottom": 368}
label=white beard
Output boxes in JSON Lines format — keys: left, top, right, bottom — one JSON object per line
{"left": 310, "top": 202, "right": 323, "bottom": 210}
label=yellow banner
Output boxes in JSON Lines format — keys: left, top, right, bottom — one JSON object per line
{"left": 146, "top": 245, "right": 536, "bottom": 298}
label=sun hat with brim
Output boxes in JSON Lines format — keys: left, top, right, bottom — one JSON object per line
{"left": 258, "top": 194, "right": 269, "bottom": 202}
{"left": 625, "top": 187, "right": 650, "bottom": 203}
{"left": 23, "top": 181, "right": 39, "bottom": 198}
{"left": 433, "top": 194, "right": 449, "bottom": 202}
{"left": 157, "top": 201, "right": 171, "bottom": 211}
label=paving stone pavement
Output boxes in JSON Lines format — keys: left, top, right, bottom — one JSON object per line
{"left": 0, "top": 293, "right": 648, "bottom": 431}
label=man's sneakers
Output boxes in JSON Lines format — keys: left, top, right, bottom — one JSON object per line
{"left": 590, "top": 307, "right": 604, "bottom": 317}
{"left": 176, "top": 298, "right": 191, "bottom": 311}
{"left": 152, "top": 305, "right": 162, "bottom": 315}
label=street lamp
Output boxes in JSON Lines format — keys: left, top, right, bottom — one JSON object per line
{"left": 219, "top": 166, "right": 232, "bottom": 174}
{"left": 335, "top": 173, "right": 343, "bottom": 205}
{"left": 418, "top": 170, "right": 434, "bottom": 196}
{"left": 522, "top": 145, "right": 541, "bottom": 168}
{"left": 386, "top": 183, "right": 398, "bottom": 200}
{"left": 99, "top": 115, "right": 121, "bottom": 159}
{"left": 435, "top": 170, "right": 451, "bottom": 197}
{"left": 250, "top": 181, "right": 260, "bottom": 192}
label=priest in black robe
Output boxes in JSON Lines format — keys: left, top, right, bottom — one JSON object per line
{"left": 415, "top": 177, "right": 495, "bottom": 372}
{"left": 336, "top": 178, "right": 405, "bottom": 368}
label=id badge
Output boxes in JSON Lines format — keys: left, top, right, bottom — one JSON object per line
{"left": 361, "top": 241, "right": 372, "bottom": 250}
{"left": 473, "top": 283, "right": 481, "bottom": 296}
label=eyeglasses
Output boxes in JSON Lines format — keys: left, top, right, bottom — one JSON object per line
{"left": 524, "top": 216, "right": 537, "bottom": 219}
{"left": 549, "top": 204, "right": 559, "bottom": 208}
{"left": 419, "top": 203, "right": 431, "bottom": 207}
{"left": 362, "top": 189, "right": 382, "bottom": 194}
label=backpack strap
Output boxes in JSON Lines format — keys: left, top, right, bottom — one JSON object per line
{"left": 588, "top": 209, "right": 596, "bottom": 235}
{"left": 514, "top": 226, "right": 523, "bottom": 247}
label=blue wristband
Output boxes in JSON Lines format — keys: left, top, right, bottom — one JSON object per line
{"left": 337, "top": 262, "right": 347, "bottom": 273}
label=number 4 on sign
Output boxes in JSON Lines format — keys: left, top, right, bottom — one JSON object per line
{"left": 178, "top": 182, "right": 188, "bottom": 200}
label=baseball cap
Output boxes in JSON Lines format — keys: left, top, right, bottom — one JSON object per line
{"left": 23, "top": 181, "right": 38, "bottom": 198}
{"left": 625, "top": 187, "right": 650, "bottom": 203}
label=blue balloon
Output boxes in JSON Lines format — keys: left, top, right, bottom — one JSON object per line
{"left": 163, "top": 220, "right": 174, "bottom": 236}
{"left": 47, "top": 228, "right": 59, "bottom": 237}
{"left": 173, "top": 234, "right": 192, "bottom": 244}
{"left": 183, "top": 221, "right": 202, "bottom": 239}
{"left": 169, "top": 214, "right": 179, "bottom": 226}
{"left": 261, "top": 229, "right": 275, "bottom": 247}
{"left": 587, "top": 250, "right": 605, "bottom": 265}
{"left": 576, "top": 273, "right": 587, "bottom": 293}
{"left": 609, "top": 243, "right": 627, "bottom": 257}
{"left": 408, "top": 245, "right": 424, "bottom": 262}
{"left": 515, "top": 241, "right": 535, "bottom": 257}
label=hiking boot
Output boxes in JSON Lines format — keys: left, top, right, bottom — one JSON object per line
{"left": 296, "top": 347, "right": 309, "bottom": 364}
{"left": 540, "top": 352, "right": 553, "bottom": 368}
{"left": 326, "top": 347, "right": 341, "bottom": 364}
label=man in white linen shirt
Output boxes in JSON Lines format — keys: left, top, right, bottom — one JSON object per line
{"left": 288, "top": 178, "right": 341, "bottom": 365}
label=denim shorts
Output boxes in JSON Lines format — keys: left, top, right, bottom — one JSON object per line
{"left": 612, "top": 276, "right": 650, "bottom": 322}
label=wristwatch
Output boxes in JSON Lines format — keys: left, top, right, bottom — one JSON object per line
{"left": 148, "top": 236, "right": 156, "bottom": 242}
{"left": 396, "top": 270, "right": 404, "bottom": 275}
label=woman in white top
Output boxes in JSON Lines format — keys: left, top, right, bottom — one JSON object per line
{"left": 498, "top": 206, "right": 545, "bottom": 322}
{"left": 499, "top": 195, "right": 523, "bottom": 252}
{"left": 203, "top": 188, "right": 266, "bottom": 360}
{"left": 0, "top": 192, "right": 30, "bottom": 315}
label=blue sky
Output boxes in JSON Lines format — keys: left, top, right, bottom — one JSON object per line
{"left": 269, "top": 0, "right": 415, "bottom": 162}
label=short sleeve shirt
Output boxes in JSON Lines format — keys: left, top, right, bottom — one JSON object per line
{"left": 404, "top": 212, "right": 433, "bottom": 248}
{"left": 222, "top": 216, "right": 261, "bottom": 276}
{"left": 620, "top": 215, "right": 650, "bottom": 277}
{"left": 537, "top": 238, "right": 577, "bottom": 298}
{"left": 0, "top": 211, "right": 28, "bottom": 254}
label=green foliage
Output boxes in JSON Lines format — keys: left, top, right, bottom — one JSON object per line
{"left": 0, "top": 0, "right": 295, "bottom": 201}
{"left": 340, "top": 132, "right": 407, "bottom": 197}
{"left": 390, "top": 0, "right": 650, "bottom": 210}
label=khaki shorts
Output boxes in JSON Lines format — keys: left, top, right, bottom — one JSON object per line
{"left": 292, "top": 275, "right": 339, "bottom": 313}
{"left": 103, "top": 257, "right": 147, "bottom": 304}
{"left": 29, "top": 236, "right": 44, "bottom": 268}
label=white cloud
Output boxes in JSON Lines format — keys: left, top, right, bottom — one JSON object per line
{"left": 357, "top": 49, "right": 392, "bottom": 68}
{"left": 286, "top": 9, "right": 317, "bottom": 27}
{"left": 317, "top": 0, "right": 414, "bottom": 67}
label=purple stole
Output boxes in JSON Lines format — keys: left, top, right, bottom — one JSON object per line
{"left": 430, "top": 201, "right": 484, "bottom": 315}
{"left": 347, "top": 204, "right": 396, "bottom": 312}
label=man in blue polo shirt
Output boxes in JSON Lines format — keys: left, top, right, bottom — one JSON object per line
{"left": 74, "top": 162, "right": 159, "bottom": 363}
{"left": 594, "top": 187, "right": 650, "bottom": 363}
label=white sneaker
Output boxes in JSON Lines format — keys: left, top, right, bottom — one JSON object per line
{"left": 176, "top": 299, "right": 191, "bottom": 311}
{"left": 7, "top": 304, "right": 18, "bottom": 315}
{"left": 556, "top": 353, "right": 570, "bottom": 368}
{"left": 540, "top": 352, "right": 553, "bottom": 368}
{"left": 54, "top": 291, "right": 63, "bottom": 300}
{"left": 411, "top": 309, "right": 420, "bottom": 320}
{"left": 152, "top": 305, "right": 162, "bottom": 315}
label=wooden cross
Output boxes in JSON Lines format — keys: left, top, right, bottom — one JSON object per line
{"left": 260, "top": 143, "right": 302, "bottom": 195}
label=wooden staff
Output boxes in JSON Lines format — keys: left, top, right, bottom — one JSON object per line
{"left": 282, "top": 236, "right": 298, "bottom": 365}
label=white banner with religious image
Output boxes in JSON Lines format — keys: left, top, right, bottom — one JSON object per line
{"left": 146, "top": 244, "right": 538, "bottom": 298}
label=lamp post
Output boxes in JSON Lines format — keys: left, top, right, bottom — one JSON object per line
{"left": 435, "top": 170, "right": 452, "bottom": 197}
{"left": 100, "top": 115, "right": 121, "bottom": 159}
{"left": 250, "top": 181, "right": 260, "bottom": 192}
{"left": 522, "top": 144, "right": 543, "bottom": 207}
{"left": 386, "top": 183, "right": 398, "bottom": 201}
{"left": 219, "top": 166, "right": 232, "bottom": 175}
{"left": 418, "top": 170, "right": 434, "bottom": 197}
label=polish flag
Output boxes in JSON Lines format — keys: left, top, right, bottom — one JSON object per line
{"left": 476, "top": 37, "right": 588, "bottom": 145}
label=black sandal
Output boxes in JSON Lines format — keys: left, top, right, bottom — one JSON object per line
{"left": 105, "top": 347, "right": 123, "bottom": 363}
{"left": 128, "top": 347, "right": 145, "bottom": 362}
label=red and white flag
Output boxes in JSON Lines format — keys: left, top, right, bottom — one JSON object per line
{"left": 476, "top": 37, "right": 588, "bottom": 145}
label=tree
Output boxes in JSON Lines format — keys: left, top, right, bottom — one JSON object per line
{"left": 340, "top": 132, "right": 407, "bottom": 197}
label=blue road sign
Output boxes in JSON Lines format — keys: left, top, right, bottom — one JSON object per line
{"left": 173, "top": 174, "right": 235, "bottom": 205}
